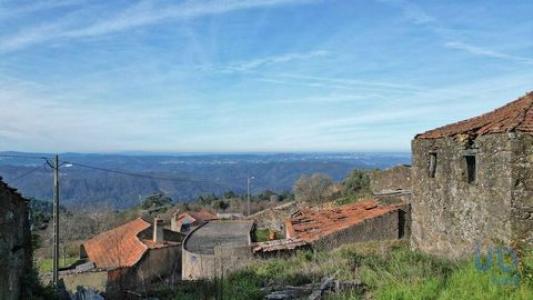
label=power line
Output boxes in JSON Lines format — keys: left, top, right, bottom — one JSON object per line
{"left": 11, "top": 163, "right": 48, "bottom": 182}
{"left": 62, "top": 160, "right": 221, "bottom": 185}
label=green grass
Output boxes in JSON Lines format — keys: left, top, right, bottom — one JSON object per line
{"left": 253, "top": 228, "right": 282, "bottom": 242}
{"left": 226, "top": 241, "right": 533, "bottom": 300}
{"left": 147, "top": 241, "right": 532, "bottom": 299}
{"left": 37, "top": 257, "right": 78, "bottom": 273}
{"left": 253, "top": 229, "right": 272, "bottom": 242}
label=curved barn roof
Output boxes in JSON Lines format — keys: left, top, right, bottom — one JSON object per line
{"left": 416, "top": 92, "right": 533, "bottom": 139}
{"left": 82, "top": 218, "right": 151, "bottom": 269}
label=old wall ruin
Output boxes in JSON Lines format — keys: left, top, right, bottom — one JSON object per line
{"left": 0, "top": 180, "right": 32, "bottom": 300}
{"left": 511, "top": 132, "right": 533, "bottom": 247}
{"left": 129, "top": 245, "right": 182, "bottom": 288}
{"left": 411, "top": 134, "right": 522, "bottom": 257}
{"left": 370, "top": 165, "right": 412, "bottom": 193}
{"left": 312, "top": 208, "right": 408, "bottom": 251}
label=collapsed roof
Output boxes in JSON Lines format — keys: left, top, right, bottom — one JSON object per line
{"left": 285, "top": 200, "right": 400, "bottom": 243}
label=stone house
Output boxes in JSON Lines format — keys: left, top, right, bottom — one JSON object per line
{"left": 411, "top": 92, "right": 533, "bottom": 258}
{"left": 0, "top": 178, "right": 32, "bottom": 300}
{"left": 61, "top": 218, "right": 182, "bottom": 295}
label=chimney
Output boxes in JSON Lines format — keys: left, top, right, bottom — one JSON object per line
{"left": 170, "top": 209, "right": 180, "bottom": 232}
{"left": 153, "top": 218, "right": 164, "bottom": 243}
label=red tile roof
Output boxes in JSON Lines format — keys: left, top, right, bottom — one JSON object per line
{"left": 82, "top": 218, "right": 151, "bottom": 269}
{"left": 285, "top": 200, "right": 400, "bottom": 242}
{"left": 187, "top": 209, "right": 218, "bottom": 221}
{"left": 417, "top": 92, "right": 533, "bottom": 139}
{"left": 174, "top": 209, "right": 218, "bottom": 229}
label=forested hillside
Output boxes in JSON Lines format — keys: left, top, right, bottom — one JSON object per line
{"left": 0, "top": 152, "right": 410, "bottom": 208}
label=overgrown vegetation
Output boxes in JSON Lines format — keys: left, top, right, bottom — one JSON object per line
{"left": 336, "top": 170, "right": 372, "bottom": 205}
{"left": 293, "top": 173, "right": 335, "bottom": 205}
{"left": 37, "top": 257, "right": 78, "bottom": 273}
{"left": 155, "top": 241, "right": 532, "bottom": 300}
{"left": 252, "top": 228, "right": 282, "bottom": 242}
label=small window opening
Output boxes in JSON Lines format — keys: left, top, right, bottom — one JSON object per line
{"left": 465, "top": 155, "right": 476, "bottom": 183}
{"left": 428, "top": 153, "right": 437, "bottom": 178}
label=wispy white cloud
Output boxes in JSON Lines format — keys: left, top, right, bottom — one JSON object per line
{"left": 445, "top": 41, "right": 533, "bottom": 65}
{"left": 275, "top": 74, "right": 425, "bottom": 92}
{"left": 254, "top": 73, "right": 427, "bottom": 95}
{"left": 375, "top": 0, "right": 435, "bottom": 25}
{"left": 0, "top": 0, "right": 320, "bottom": 52}
{"left": 217, "top": 50, "right": 329, "bottom": 72}
{"left": 376, "top": 0, "right": 533, "bottom": 66}
{"left": 0, "top": 0, "right": 85, "bottom": 20}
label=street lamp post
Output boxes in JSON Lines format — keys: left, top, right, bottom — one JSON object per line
{"left": 247, "top": 176, "right": 255, "bottom": 216}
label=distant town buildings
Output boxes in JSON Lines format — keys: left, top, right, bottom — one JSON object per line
{"left": 411, "top": 92, "right": 533, "bottom": 257}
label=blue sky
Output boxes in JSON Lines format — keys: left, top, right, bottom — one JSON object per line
{"left": 0, "top": 0, "right": 532, "bottom": 153}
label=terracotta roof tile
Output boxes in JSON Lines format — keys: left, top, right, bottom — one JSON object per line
{"left": 416, "top": 92, "right": 533, "bottom": 139}
{"left": 174, "top": 209, "right": 218, "bottom": 229}
{"left": 285, "top": 200, "right": 400, "bottom": 242}
{"left": 82, "top": 218, "right": 151, "bottom": 269}
{"left": 187, "top": 209, "right": 218, "bottom": 221}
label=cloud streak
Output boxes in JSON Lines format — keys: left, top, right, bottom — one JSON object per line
{"left": 376, "top": 0, "right": 533, "bottom": 67}
{"left": 219, "top": 50, "right": 329, "bottom": 72}
{"left": 375, "top": 0, "right": 435, "bottom": 25}
{"left": 0, "top": 0, "right": 320, "bottom": 52}
{"left": 445, "top": 41, "right": 533, "bottom": 65}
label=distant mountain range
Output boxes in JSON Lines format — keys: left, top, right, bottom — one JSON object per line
{"left": 0, "top": 151, "right": 411, "bottom": 209}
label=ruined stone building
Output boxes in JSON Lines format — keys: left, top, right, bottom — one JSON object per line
{"left": 285, "top": 199, "right": 408, "bottom": 250}
{"left": 411, "top": 92, "right": 533, "bottom": 258}
{"left": 0, "top": 178, "right": 32, "bottom": 300}
{"left": 61, "top": 218, "right": 182, "bottom": 295}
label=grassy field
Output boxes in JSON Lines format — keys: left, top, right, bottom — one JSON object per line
{"left": 37, "top": 257, "right": 78, "bottom": 273}
{"left": 151, "top": 240, "right": 532, "bottom": 300}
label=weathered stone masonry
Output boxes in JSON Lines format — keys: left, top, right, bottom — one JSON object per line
{"left": 411, "top": 92, "right": 533, "bottom": 258}
{"left": 0, "top": 178, "right": 32, "bottom": 300}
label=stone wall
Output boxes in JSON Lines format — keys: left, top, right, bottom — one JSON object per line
{"left": 60, "top": 270, "right": 109, "bottom": 294}
{"left": 510, "top": 132, "right": 533, "bottom": 247}
{"left": 182, "top": 246, "right": 216, "bottom": 280}
{"left": 411, "top": 134, "right": 521, "bottom": 258}
{"left": 370, "top": 165, "right": 412, "bottom": 193}
{"left": 248, "top": 201, "right": 297, "bottom": 232}
{"left": 0, "top": 180, "right": 32, "bottom": 300}
{"left": 130, "top": 245, "right": 181, "bottom": 287}
{"left": 182, "top": 221, "right": 253, "bottom": 280}
{"left": 312, "top": 208, "right": 407, "bottom": 251}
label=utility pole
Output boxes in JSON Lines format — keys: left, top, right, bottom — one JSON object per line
{"left": 52, "top": 154, "right": 60, "bottom": 288}
{"left": 247, "top": 176, "right": 254, "bottom": 216}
